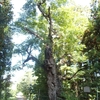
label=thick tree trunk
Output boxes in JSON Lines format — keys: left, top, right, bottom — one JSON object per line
{"left": 44, "top": 45, "right": 57, "bottom": 100}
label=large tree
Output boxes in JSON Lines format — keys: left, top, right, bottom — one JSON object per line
{"left": 15, "top": 0, "right": 89, "bottom": 100}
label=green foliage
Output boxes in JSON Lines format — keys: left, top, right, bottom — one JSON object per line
{"left": 78, "top": 0, "right": 100, "bottom": 99}
{"left": 32, "top": 68, "right": 49, "bottom": 100}
{"left": 17, "top": 70, "right": 35, "bottom": 98}
{"left": 61, "top": 92, "right": 78, "bottom": 100}
{"left": 52, "top": 6, "right": 88, "bottom": 63}
{"left": 0, "top": 1, "right": 13, "bottom": 99}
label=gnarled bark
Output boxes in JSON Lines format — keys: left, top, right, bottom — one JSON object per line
{"left": 44, "top": 45, "right": 57, "bottom": 100}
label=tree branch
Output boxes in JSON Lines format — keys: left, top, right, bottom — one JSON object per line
{"left": 69, "top": 68, "right": 84, "bottom": 80}
{"left": 23, "top": 49, "right": 41, "bottom": 65}
{"left": 62, "top": 68, "right": 85, "bottom": 80}
{"left": 37, "top": 0, "right": 48, "bottom": 21}
{"left": 48, "top": 7, "right": 53, "bottom": 44}
{"left": 23, "top": 55, "right": 40, "bottom": 65}
{"left": 22, "top": 26, "right": 43, "bottom": 41}
{"left": 37, "top": 1, "right": 53, "bottom": 44}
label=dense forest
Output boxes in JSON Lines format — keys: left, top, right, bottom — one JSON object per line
{"left": 1, "top": 0, "right": 100, "bottom": 100}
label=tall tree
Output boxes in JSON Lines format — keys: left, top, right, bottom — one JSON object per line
{"left": 15, "top": 0, "right": 89, "bottom": 100}
{"left": 81, "top": 0, "right": 100, "bottom": 99}
{"left": 0, "top": 0, "right": 13, "bottom": 99}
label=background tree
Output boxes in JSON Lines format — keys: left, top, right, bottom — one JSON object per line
{"left": 17, "top": 70, "right": 36, "bottom": 99}
{"left": 0, "top": 0, "right": 13, "bottom": 99}
{"left": 81, "top": 0, "right": 100, "bottom": 99}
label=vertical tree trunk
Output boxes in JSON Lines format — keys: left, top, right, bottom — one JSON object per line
{"left": 44, "top": 45, "right": 57, "bottom": 100}
{"left": 37, "top": 1, "right": 61, "bottom": 100}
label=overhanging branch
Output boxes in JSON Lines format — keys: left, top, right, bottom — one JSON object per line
{"left": 23, "top": 26, "right": 43, "bottom": 40}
